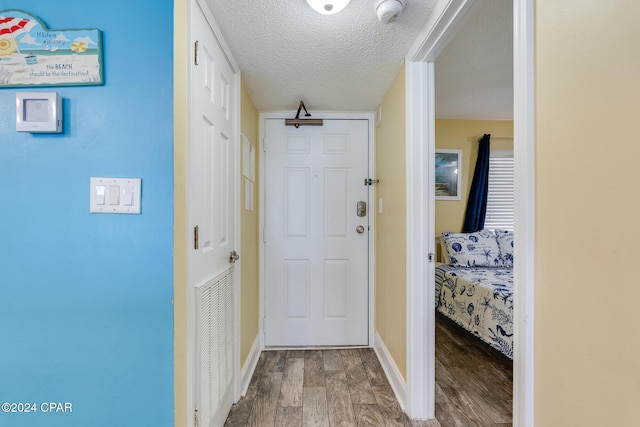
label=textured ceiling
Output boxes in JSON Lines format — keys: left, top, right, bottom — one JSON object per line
{"left": 204, "top": 0, "right": 513, "bottom": 119}
{"left": 205, "top": 0, "right": 438, "bottom": 112}
{"left": 435, "top": 0, "right": 513, "bottom": 119}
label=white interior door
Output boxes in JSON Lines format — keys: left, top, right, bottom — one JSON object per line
{"left": 190, "top": 1, "right": 238, "bottom": 426}
{"left": 264, "top": 118, "right": 370, "bottom": 347}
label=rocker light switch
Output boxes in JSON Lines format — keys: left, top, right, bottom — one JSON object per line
{"left": 122, "top": 184, "right": 134, "bottom": 206}
{"left": 109, "top": 185, "right": 120, "bottom": 205}
{"left": 96, "top": 185, "right": 106, "bottom": 205}
{"left": 90, "top": 177, "right": 141, "bottom": 214}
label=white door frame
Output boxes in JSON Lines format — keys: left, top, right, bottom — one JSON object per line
{"left": 185, "top": 1, "right": 242, "bottom": 425}
{"left": 404, "top": 0, "right": 535, "bottom": 425}
{"left": 259, "top": 112, "right": 376, "bottom": 348}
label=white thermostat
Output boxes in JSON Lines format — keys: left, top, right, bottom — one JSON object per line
{"left": 16, "top": 92, "right": 63, "bottom": 133}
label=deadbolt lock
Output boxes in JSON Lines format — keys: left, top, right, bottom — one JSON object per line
{"left": 357, "top": 201, "right": 367, "bottom": 217}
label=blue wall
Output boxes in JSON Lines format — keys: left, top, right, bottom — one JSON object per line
{"left": 0, "top": 2, "right": 174, "bottom": 426}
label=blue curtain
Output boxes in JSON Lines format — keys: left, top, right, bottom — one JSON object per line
{"left": 462, "top": 134, "right": 491, "bottom": 232}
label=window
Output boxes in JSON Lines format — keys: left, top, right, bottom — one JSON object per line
{"left": 485, "top": 150, "right": 514, "bottom": 231}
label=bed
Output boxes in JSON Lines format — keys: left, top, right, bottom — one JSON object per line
{"left": 435, "top": 229, "right": 514, "bottom": 359}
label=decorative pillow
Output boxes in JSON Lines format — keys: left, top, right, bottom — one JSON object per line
{"left": 494, "top": 229, "right": 514, "bottom": 267}
{"left": 441, "top": 230, "right": 501, "bottom": 267}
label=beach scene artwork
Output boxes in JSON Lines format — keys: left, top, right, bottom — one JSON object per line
{"left": 0, "top": 10, "right": 103, "bottom": 87}
{"left": 435, "top": 149, "right": 462, "bottom": 200}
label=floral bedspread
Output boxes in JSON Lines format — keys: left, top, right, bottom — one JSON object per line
{"left": 435, "top": 265, "right": 513, "bottom": 358}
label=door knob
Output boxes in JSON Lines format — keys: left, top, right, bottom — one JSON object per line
{"left": 356, "top": 225, "right": 365, "bottom": 234}
{"left": 229, "top": 250, "right": 240, "bottom": 263}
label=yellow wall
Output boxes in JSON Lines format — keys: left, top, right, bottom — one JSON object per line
{"left": 176, "top": 2, "right": 640, "bottom": 425}
{"left": 173, "top": 1, "right": 188, "bottom": 426}
{"left": 375, "top": 64, "right": 407, "bottom": 378}
{"left": 240, "top": 80, "right": 260, "bottom": 368}
{"left": 535, "top": 1, "right": 640, "bottom": 425}
{"left": 435, "top": 119, "right": 513, "bottom": 235}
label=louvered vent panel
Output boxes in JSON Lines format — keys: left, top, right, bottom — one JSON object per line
{"left": 196, "top": 266, "right": 235, "bottom": 427}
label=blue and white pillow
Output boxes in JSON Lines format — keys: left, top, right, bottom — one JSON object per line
{"left": 494, "top": 229, "right": 514, "bottom": 267}
{"left": 441, "top": 230, "right": 501, "bottom": 267}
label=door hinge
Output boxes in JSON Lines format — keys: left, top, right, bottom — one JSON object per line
{"left": 364, "top": 178, "right": 379, "bottom": 186}
{"left": 262, "top": 227, "right": 266, "bottom": 243}
{"left": 194, "top": 40, "right": 199, "bottom": 66}
{"left": 194, "top": 225, "right": 199, "bottom": 250}
{"left": 194, "top": 406, "right": 199, "bottom": 427}
{"left": 428, "top": 252, "right": 434, "bottom": 262}
{"left": 263, "top": 137, "right": 267, "bottom": 152}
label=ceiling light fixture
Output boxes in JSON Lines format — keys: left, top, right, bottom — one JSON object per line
{"left": 305, "top": 0, "right": 351, "bottom": 15}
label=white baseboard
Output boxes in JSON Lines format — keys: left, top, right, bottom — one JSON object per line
{"left": 239, "top": 335, "right": 262, "bottom": 396}
{"left": 374, "top": 331, "right": 407, "bottom": 411}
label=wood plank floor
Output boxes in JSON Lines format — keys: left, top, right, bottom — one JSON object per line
{"left": 226, "top": 314, "right": 512, "bottom": 427}
{"left": 225, "top": 348, "right": 439, "bottom": 427}
{"left": 435, "top": 313, "right": 513, "bottom": 427}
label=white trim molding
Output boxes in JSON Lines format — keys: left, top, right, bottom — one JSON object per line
{"left": 239, "top": 335, "right": 262, "bottom": 396}
{"left": 405, "top": 60, "right": 435, "bottom": 420}
{"left": 374, "top": 332, "right": 407, "bottom": 411}
{"left": 512, "top": 0, "right": 535, "bottom": 425}
{"left": 407, "top": 0, "right": 480, "bottom": 62}
{"left": 405, "top": 0, "right": 535, "bottom": 425}
{"left": 405, "top": 1, "right": 479, "bottom": 419}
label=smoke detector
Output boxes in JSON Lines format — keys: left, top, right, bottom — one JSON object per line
{"left": 375, "top": 0, "right": 405, "bottom": 24}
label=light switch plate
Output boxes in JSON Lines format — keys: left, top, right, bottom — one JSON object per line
{"left": 90, "top": 177, "right": 141, "bottom": 214}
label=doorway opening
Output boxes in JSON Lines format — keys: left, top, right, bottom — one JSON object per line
{"left": 404, "top": 0, "right": 534, "bottom": 425}
{"left": 432, "top": 1, "right": 514, "bottom": 422}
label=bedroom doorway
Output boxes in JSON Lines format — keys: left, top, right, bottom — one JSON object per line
{"left": 432, "top": 2, "right": 515, "bottom": 418}
{"left": 404, "top": 0, "right": 534, "bottom": 424}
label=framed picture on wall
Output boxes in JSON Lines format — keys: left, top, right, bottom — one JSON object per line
{"left": 435, "top": 149, "right": 462, "bottom": 200}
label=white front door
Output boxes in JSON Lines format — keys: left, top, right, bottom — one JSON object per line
{"left": 190, "top": 1, "right": 238, "bottom": 426}
{"left": 264, "top": 118, "right": 370, "bottom": 347}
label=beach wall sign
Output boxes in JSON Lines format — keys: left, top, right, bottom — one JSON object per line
{"left": 0, "top": 9, "right": 103, "bottom": 87}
